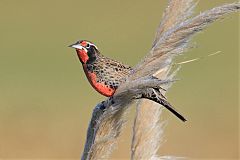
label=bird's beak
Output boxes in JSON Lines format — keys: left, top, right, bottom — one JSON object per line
{"left": 68, "top": 44, "right": 74, "bottom": 48}
{"left": 68, "top": 43, "right": 84, "bottom": 50}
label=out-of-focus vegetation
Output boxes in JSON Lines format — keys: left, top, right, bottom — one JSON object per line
{"left": 0, "top": 0, "right": 238, "bottom": 159}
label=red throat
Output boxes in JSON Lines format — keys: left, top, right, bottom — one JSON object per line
{"left": 76, "top": 49, "right": 89, "bottom": 63}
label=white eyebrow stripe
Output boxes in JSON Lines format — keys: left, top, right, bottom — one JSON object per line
{"left": 87, "top": 42, "right": 98, "bottom": 49}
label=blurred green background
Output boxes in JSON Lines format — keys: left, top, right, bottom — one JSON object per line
{"left": 0, "top": 0, "right": 238, "bottom": 159}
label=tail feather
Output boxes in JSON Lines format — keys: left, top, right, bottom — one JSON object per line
{"left": 141, "top": 89, "right": 187, "bottom": 122}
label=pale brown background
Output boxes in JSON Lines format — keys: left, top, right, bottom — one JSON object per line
{"left": 0, "top": 0, "right": 239, "bottom": 159}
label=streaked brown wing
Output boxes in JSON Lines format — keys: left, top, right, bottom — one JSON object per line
{"left": 95, "top": 57, "right": 132, "bottom": 88}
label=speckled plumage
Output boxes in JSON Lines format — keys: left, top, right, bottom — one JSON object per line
{"left": 85, "top": 54, "right": 132, "bottom": 90}
{"left": 69, "top": 40, "right": 186, "bottom": 121}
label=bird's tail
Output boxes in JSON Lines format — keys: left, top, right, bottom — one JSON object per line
{"left": 141, "top": 88, "right": 187, "bottom": 122}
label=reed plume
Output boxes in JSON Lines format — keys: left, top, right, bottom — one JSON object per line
{"left": 81, "top": 1, "right": 239, "bottom": 159}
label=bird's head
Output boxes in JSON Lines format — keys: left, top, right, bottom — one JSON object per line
{"left": 69, "top": 40, "right": 99, "bottom": 64}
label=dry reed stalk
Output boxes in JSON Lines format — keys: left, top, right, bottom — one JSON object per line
{"left": 82, "top": 102, "right": 130, "bottom": 160}
{"left": 131, "top": 1, "right": 239, "bottom": 160}
{"left": 81, "top": 1, "right": 239, "bottom": 160}
{"left": 131, "top": 1, "right": 195, "bottom": 158}
{"left": 131, "top": 66, "right": 181, "bottom": 160}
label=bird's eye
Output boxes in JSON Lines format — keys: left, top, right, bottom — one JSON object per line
{"left": 86, "top": 43, "right": 90, "bottom": 48}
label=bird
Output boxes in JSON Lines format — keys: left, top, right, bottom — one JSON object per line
{"left": 69, "top": 40, "right": 186, "bottom": 122}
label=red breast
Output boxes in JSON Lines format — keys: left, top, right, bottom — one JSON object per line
{"left": 83, "top": 64, "right": 115, "bottom": 97}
